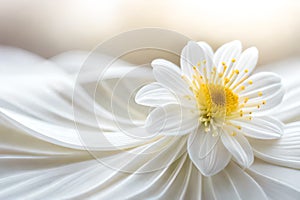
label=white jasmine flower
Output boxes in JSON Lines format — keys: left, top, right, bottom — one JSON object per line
{"left": 136, "top": 41, "right": 285, "bottom": 175}
{"left": 0, "top": 46, "right": 299, "bottom": 199}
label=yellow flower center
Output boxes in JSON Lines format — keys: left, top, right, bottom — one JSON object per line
{"left": 181, "top": 59, "right": 266, "bottom": 135}
{"left": 185, "top": 62, "right": 241, "bottom": 132}
{"left": 193, "top": 84, "right": 239, "bottom": 122}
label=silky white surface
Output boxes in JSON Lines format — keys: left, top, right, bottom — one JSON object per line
{"left": 0, "top": 46, "right": 299, "bottom": 199}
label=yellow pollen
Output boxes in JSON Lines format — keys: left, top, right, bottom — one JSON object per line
{"left": 231, "top": 58, "right": 236, "bottom": 63}
{"left": 203, "top": 60, "right": 207, "bottom": 64}
{"left": 223, "top": 65, "right": 228, "bottom": 73}
{"left": 222, "top": 62, "right": 226, "bottom": 66}
{"left": 258, "top": 91, "right": 263, "bottom": 96}
{"left": 248, "top": 80, "right": 253, "bottom": 85}
{"left": 224, "top": 77, "right": 230, "bottom": 84}
{"left": 244, "top": 97, "right": 249, "bottom": 103}
{"left": 197, "top": 62, "right": 201, "bottom": 67}
{"left": 240, "top": 85, "right": 245, "bottom": 90}
{"left": 257, "top": 105, "right": 261, "bottom": 108}
{"left": 235, "top": 70, "right": 240, "bottom": 74}
{"left": 262, "top": 100, "right": 266, "bottom": 105}
{"left": 231, "top": 132, "right": 237, "bottom": 136}
{"left": 191, "top": 83, "right": 239, "bottom": 127}
{"left": 244, "top": 69, "right": 249, "bottom": 73}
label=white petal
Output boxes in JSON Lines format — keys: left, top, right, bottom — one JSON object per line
{"left": 256, "top": 58, "right": 300, "bottom": 90}
{"left": 223, "top": 162, "right": 268, "bottom": 200}
{"left": 145, "top": 104, "right": 198, "bottom": 136}
{"left": 242, "top": 72, "right": 282, "bottom": 92}
{"left": 197, "top": 41, "right": 214, "bottom": 58}
{"left": 247, "top": 161, "right": 300, "bottom": 200}
{"left": 0, "top": 131, "right": 194, "bottom": 199}
{"left": 135, "top": 82, "right": 178, "bottom": 107}
{"left": 273, "top": 86, "right": 300, "bottom": 123}
{"left": 180, "top": 41, "right": 213, "bottom": 80}
{"left": 151, "top": 59, "right": 192, "bottom": 96}
{"left": 221, "top": 129, "right": 254, "bottom": 168}
{"left": 237, "top": 72, "right": 284, "bottom": 112}
{"left": 229, "top": 47, "right": 258, "bottom": 86}
{"left": 203, "top": 162, "right": 268, "bottom": 200}
{"left": 202, "top": 176, "right": 216, "bottom": 200}
{"left": 0, "top": 47, "right": 151, "bottom": 150}
{"left": 182, "top": 164, "right": 202, "bottom": 200}
{"left": 230, "top": 116, "right": 284, "bottom": 139}
{"left": 214, "top": 40, "right": 242, "bottom": 73}
{"left": 256, "top": 59, "right": 300, "bottom": 123}
{"left": 249, "top": 122, "right": 300, "bottom": 169}
{"left": 248, "top": 159, "right": 300, "bottom": 199}
{"left": 0, "top": 107, "right": 147, "bottom": 150}
{"left": 187, "top": 128, "right": 231, "bottom": 176}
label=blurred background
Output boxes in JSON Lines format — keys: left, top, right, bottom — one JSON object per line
{"left": 0, "top": 0, "right": 299, "bottom": 65}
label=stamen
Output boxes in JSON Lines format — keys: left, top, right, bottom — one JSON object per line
{"left": 239, "top": 110, "right": 243, "bottom": 117}
{"left": 231, "top": 132, "right": 237, "bottom": 136}
{"left": 203, "top": 67, "right": 208, "bottom": 83}
{"left": 223, "top": 65, "right": 228, "bottom": 74}
{"left": 227, "top": 121, "right": 242, "bottom": 130}
{"left": 225, "top": 69, "right": 240, "bottom": 87}
{"left": 181, "top": 75, "right": 192, "bottom": 86}
{"left": 192, "top": 66, "right": 204, "bottom": 86}
{"left": 231, "top": 75, "right": 249, "bottom": 90}
{"left": 224, "top": 77, "right": 230, "bottom": 84}
{"left": 243, "top": 101, "right": 264, "bottom": 109}
{"left": 211, "top": 67, "right": 217, "bottom": 83}
{"left": 223, "top": 59, "right": 235, "bottom": 78}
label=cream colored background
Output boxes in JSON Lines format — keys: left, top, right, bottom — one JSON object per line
{"left": 0, "top": 0, "right": 299, "bottom": 65}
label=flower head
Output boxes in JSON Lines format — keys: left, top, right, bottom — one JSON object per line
{"left": 136, "top": 40, "right": 285, "bottom": 176}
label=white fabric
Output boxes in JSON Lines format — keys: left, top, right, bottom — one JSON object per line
{"left": 0, "top": 45, "right": 299, "bottom": 199}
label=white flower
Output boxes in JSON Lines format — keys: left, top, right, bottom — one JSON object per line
{"left": 0, "top": 46, "right": 299, "bottom": 199}
{"left": 136, "top": 41, "right": 285, "bottom": 176}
